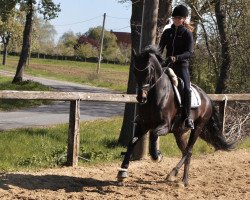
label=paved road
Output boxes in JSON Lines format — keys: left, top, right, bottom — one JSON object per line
{"left": 0, "top": 70, "right": 125, "bottom": 130}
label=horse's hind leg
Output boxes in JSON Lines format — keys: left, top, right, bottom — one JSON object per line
{"left": 166, "top": 131, "right": 187, "bottom": 181}
{"left": 182, "top": 127, "right": 201, "bottom": 186}
{"left": 149, "top": 131, "right": 163, "bottom": 162}
{"left": 168, "top": 125, "right": 202, "bottom": 186}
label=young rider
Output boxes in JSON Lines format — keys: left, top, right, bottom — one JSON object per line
{"left": 159, "top": 5, "right": 195, "bottom": 129}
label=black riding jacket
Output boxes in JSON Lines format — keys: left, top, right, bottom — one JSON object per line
{"left": 159, "top": 24, "right": 194, "bottom": 67}
{"left": 159, "top": 24, "right": 194, "bottom": 92}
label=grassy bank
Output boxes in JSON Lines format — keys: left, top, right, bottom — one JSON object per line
{"left": 0, "top": 117, "right": 249, "bottom": 172}
{"left": 0, "top": 75, "right": 52, "bottom": 111}
{"left": 0, "top": 55, "right": 129, "bottom": 92}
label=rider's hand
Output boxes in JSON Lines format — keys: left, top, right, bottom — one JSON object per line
{"left": 166, "top": 56, "right": 176, "bottom": 64}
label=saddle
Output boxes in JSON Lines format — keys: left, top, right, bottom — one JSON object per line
{"left": 169, "top": 75, "right": 201, "bottom": 108}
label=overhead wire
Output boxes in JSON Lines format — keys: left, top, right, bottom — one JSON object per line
{"left": 106, "top": 15, "right": 129, "bottom": 20}
{"left": 53, "top": 15, "right": 102, "bottom": 27}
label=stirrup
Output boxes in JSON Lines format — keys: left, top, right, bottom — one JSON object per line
{"left": 184, "top": 117, "right": 194, "bottom": 129}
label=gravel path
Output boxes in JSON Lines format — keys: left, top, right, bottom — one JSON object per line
{"left": 0, "top": 70, "right": 125, "bottom": 130}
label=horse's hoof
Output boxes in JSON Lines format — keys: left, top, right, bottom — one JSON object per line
{"left": 151, "top": 151, "right": 163, "bottom": 163}
{"left": 117, "top": 168, "right": 128, "bottom": 186}
{"left": 152, "top": 154, "right": 163, "bottom": 163}
{"left": 182, "top": 179, "right": 189, "bottom": 187}
{"left": 157, "top": 153, "right": 163, "bottom": 162}
{"left": 176, "top": 182, "right": 185, "bottom": 188}
{"left": 117, "top": 168, "right": 128, "bottom": 177}
{"left": 166, "top": 174, "right": 176, "bottom": 182}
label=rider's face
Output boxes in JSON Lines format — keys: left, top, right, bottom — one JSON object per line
{"left": 172, "top": 16, "right": 186, "bottom": 27}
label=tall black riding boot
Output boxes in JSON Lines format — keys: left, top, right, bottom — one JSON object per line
{"left": 183, "top": 90, "right": 194, "bottom": 129}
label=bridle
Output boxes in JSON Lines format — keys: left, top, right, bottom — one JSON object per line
{"left": 134, "top": 63, "right": 170, "bottom": 93}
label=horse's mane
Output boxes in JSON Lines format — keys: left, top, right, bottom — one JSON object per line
{"left": 140, "top": 45, "right": 163, "bottom": 64}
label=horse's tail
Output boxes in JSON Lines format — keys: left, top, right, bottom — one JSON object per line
{"left": 199, "top": 102, "right": 235, "bottom": 151}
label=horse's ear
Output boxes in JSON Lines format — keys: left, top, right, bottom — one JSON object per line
{"left": 132, "top": 49, "right": 137, "bottom": 58}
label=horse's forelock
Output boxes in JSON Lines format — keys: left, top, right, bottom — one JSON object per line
{"left": 141, "top": 45, "right": 163, "bottom": 63}
{"left": 134, "top": 45, "right": 163, "bottom": 71}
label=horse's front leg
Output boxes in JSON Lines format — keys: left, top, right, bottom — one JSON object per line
{"left": 149, "top": 131, "right": 163, "bottom": 162}
{"left": 117, "top": 124, "right": 146, "bottom": 184}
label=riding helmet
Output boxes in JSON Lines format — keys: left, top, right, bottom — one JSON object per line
{"left": 172, "top": 5, "right": 189, "bottom": 17}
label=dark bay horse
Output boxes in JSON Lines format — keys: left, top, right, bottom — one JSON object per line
{"left": 117, "top": 45, "right": 234, "bottom": 186}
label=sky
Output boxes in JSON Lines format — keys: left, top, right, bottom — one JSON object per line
{"left": 50, "top": 0, "right": 132, "bottom": 41}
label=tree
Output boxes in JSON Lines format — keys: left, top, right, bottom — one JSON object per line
{"left": 214, "top": 0, "right": 231, "bottom": 93}
{"left": 118, "top": 0, "right": 172, "bottom": 147}
{"left": 56, "top": 31, "right": 77, "bottom": 56}
{"left": 0, "top": 16, "right": 13, "bottom": 65}
{"left": 118, "top": 0, "right": 144, "bottom": 146}
{"left": 12, "top": 0, "right": 60, "bottom": 83}
{"left": 75, "top": 43, "right": 98, "bottom": 61}
{"left": 31, "top": 17, "right": 57, "bottom": 56}
{"left": 85, "top": 26, "right": 119, "bottom": 62}
{"left": 0, "top": 2, "right": 23, "bottom": 65}
{"left": 180, "top": 0, "right": 249, "bottom": 93}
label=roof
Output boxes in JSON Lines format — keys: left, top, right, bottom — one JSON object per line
{"left": 77, "top": 36, "right": 99, "bottom": 48}
{"left": 110, "top": 31, "right": 131, "bottom": 46}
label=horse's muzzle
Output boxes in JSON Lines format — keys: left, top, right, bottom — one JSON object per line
{"left": 136, "top": 90, "right": 148, "bottom": 104}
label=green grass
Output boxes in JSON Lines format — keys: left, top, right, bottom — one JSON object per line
{"left": 1, "top": 117, "right": 248, "bottom": 172}
{"left": 0, "top": 75, "right": 52, "bottom": 111}
{"left": 237, "top": 136, "right": 250, "bottom": 149}
{"left": 0, "top": 55, "right": 129, "bottom": 92}
{"left": 0, "top": 117, "right": 126, "bottom": 171}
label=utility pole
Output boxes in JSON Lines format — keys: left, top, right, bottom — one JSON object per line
{"left": 96, "top": 13, "right": 106, "bottom": 74}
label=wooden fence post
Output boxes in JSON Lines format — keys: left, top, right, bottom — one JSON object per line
{"left": 218, "top": 95, "right": 228, "bottom": 134}
{"left": 67, "top": 100, "right": 80, "bottom": 166}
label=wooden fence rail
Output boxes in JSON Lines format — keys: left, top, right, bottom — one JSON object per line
{"left": 0, "top": 90, "right": 249, "bottom": 166}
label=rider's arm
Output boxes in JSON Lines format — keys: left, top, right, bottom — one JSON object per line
{"left": 175, "top": 30, "right": 194, "bottom": 61}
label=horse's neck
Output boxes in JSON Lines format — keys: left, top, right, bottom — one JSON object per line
{"left": 153, "top": 63, "right": 172, "bottom": 107}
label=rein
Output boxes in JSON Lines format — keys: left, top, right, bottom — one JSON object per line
{"left": 136, "top": 63, "right": 171, "bottom": 92}
{"left": 148, "top": 66, "right": 169, "bottom": 90}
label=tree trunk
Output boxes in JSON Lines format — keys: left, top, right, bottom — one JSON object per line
{"left": 118, "top": 0, "right": 143, "bottom": 146}
{"left": 215, "top": 0, "right": 231, "bottom": 93}
{"left": 133, "top": 0, "right": 160, "bottom": 160}
{"left": 156, "top": 0, "right": 172, "bottom": 44}
{"left": 12, "top": 1, "right": 33, "bottom": 83}
{"left": 118, "top": 0, "right": 172, "bottom": 154}
{"left": 2, "top": 43, "right": 7, "bottom": 66}
{"left": 140, "top": 0, "right": 159, "bottom": 48}
{"left": 1, "top": 34, "right": 10, "bottom": 66}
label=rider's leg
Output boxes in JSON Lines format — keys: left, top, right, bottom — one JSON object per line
{"left": 183, "top": 89, "right": 194, "bottom": 129}
{"left": 175, "top": 65, "right": 194, "bottom": 129}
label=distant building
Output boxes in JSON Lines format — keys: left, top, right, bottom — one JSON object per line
{"left": 76, "top": 31, "right": 131, "bottom": 49}
{"left": 76, "top": 35, "right": 99, "bottom": 48}
{"left": 110, "top": 30, "right": 131, "bottom": 47}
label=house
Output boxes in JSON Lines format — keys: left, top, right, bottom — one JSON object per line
{"left": 76, "top": 35, "right": 99, "bottom": 48}
{"left": 110, "top": 30, "right": 131, "bottom": 47}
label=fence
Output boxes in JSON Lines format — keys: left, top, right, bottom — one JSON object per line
{"left": 0, "top": 90, "right": 249, "bottom": 166}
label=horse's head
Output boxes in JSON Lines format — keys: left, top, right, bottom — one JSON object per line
{"left": 133, "top": 46, "right": 162, "bottom": 104}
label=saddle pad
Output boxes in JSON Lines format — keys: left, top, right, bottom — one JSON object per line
{"left": 190, "top": 86, "right": 201, "bottom": 108}
{"left": 173, "top": 85, "right": 201, "bottom": 108}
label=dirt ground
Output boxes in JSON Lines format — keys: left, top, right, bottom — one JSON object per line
{"left": 0, "top": 149, "right": 249, "bottom": 200}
